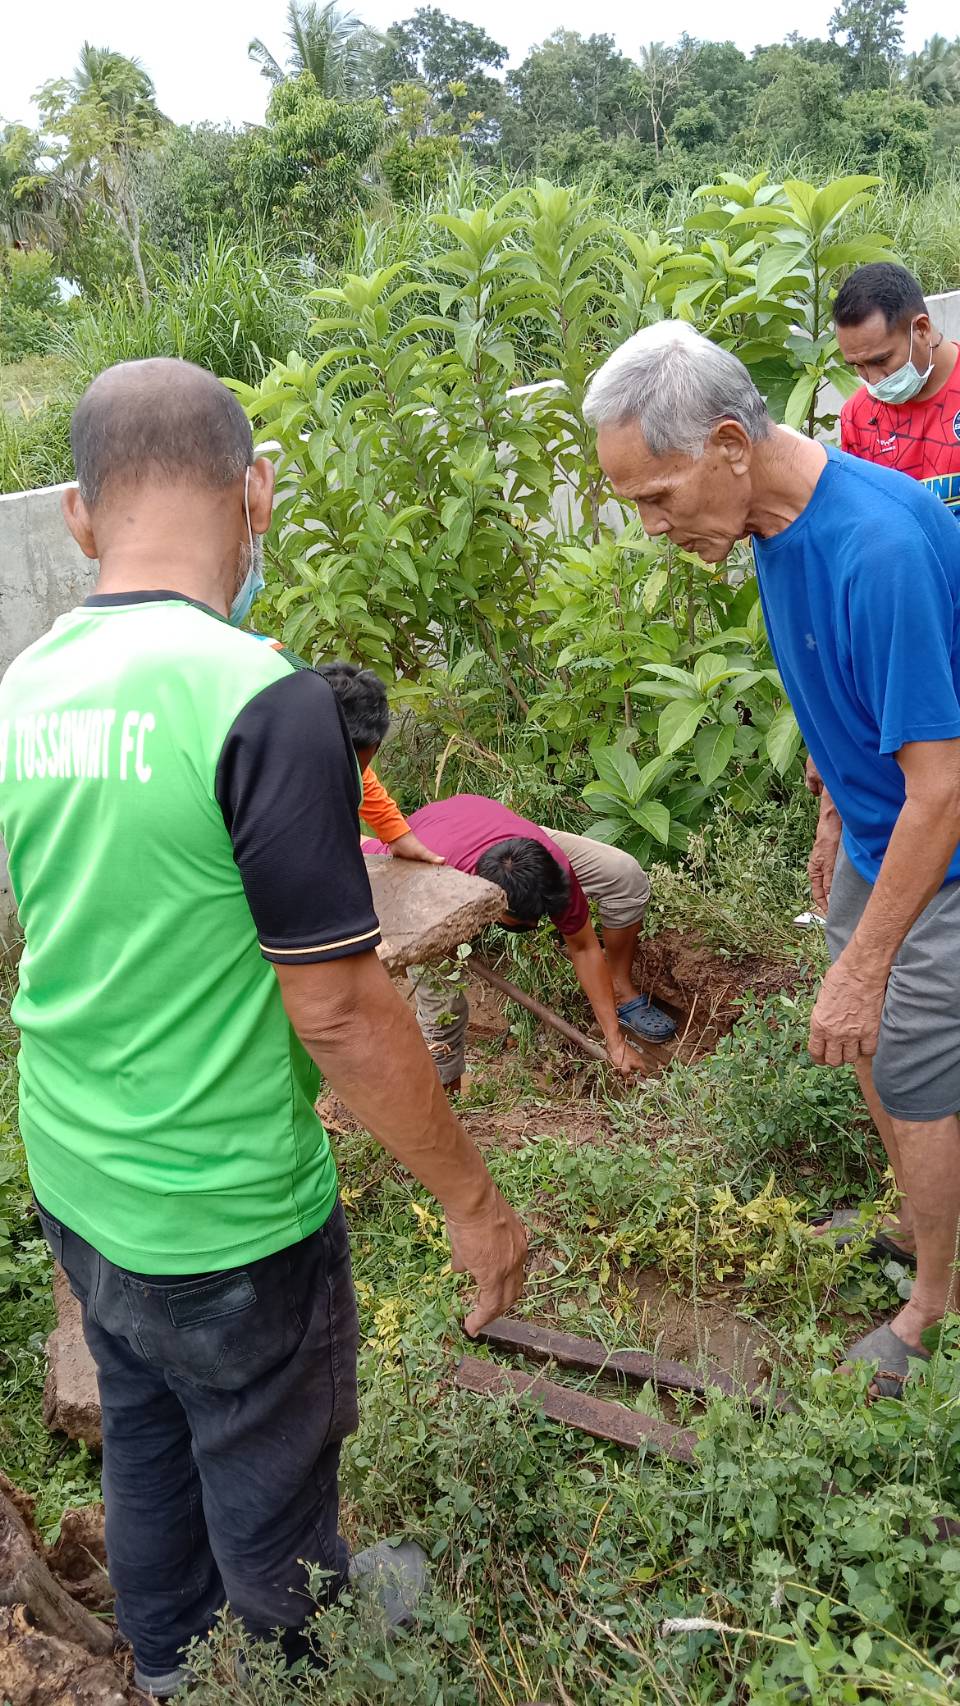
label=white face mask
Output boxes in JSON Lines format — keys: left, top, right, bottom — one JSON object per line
{"left": 229, "top": 466, "right": 266, "bottom": 626}
{"left": 865, "top": 319, "right": 934, "bottom": 406}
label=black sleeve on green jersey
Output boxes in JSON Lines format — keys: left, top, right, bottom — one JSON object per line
{"left": 215, "top": 669, "right": 382, "bottom": 964}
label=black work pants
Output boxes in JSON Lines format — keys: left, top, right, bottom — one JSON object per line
{"left": 35, "top": 1198, "right": 359, "bottom": 1679}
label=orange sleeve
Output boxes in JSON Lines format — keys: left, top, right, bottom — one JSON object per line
{"left": 359, "top": 766, "right": 410, "bottom": 844}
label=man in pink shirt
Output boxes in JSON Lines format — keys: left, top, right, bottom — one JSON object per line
{"left": 365, "top": 793, "right": 675, "bottom": 1088}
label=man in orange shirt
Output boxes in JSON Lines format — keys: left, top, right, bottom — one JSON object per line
{"left": 315, "top": 661, "right": 443, "bottom": 862}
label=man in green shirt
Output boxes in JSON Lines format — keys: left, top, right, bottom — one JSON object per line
{"left": 0, "top": 358, "right": 527, "bottom": 1695}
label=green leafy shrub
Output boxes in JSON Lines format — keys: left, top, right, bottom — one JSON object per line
{"left": 236, "top": 169, "right": 889, "bottom": 856}
{"left": 0, "top": 247, "right": 67, "bottom": 361}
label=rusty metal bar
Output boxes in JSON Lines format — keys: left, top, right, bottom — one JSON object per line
{"left": 469, "top": 957, "right": 608, "bottom": 1062}
{"left": 475, "top": 1317, "right": 790, "bottom": 1415}
{"left": 455, "top": 1355, "right": 697, "bottom": 1463}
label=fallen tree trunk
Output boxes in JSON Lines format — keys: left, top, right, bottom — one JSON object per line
{"left": 0, "top": 1606, "right": 128, "bottom": 1706}
{"left": 0, "top": 1487, "right": 115, "bottom": 1656}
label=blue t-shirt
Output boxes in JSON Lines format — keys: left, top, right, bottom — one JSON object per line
{"left": 754, "top": 445, "right": 960, "bottom": 885}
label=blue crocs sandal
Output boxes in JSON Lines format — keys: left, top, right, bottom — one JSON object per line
{"left": 617, "top": 994, "right": 676, "bottom": 1044}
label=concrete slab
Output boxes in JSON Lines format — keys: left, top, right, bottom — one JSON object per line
{"left": 43, "top": 1267, "right": 101, "bottom": 1450}
{"left": 366, "top": 856, "right": 504, "bottom": 975}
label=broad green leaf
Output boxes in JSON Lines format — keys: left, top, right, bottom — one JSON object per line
{"left": 692, "top": 721, "right": 736, "bottom": 786}
{"left": 782, "top": 179, "right": 819, "bottom": 226}
{"left": 634, "top": 752, "right": 672, "bottom": 799}
{"left": 632, "top": 800, "right": 670, "bottom": 844}
{"left": 658, "top": 697, "right": 709, "bottom": 756}
{"left": 765, "top": 704, "right": 803, "bottom": 774}
{"left": 809, "top": 175, "right": 881, "bottom": 237}
{"left": 637, "top": 664, "right": 699, "bottom": 690}
{"left": 449, "top": 650, "right": 485, "bottom": 687}
{"left": 755, "top": 241, "right": 810, "bottom": 300}
{"left": 817, "top": 237, "right": 895, "bottom": 277}
{"left": 784, "top": 371, "right": 819, "bottom": 432}
{"left": 693, "top": 652, "right": 728, "bottom": 692}
{"left": 642, "top": 567, "right": 668, "bottom": 613}
{"left": 724, "top": 204, "right": 803, "bottom": 230}
{"left": 585, "top": 816, "right": 628, "bottom": 845}
{"left": 593, "top": 743, "right": 642, "bottom": 801}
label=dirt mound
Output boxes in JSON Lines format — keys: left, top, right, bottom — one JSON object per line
{"left": 0, "top": 1479, "right": 140, "bottom": 1705}
{"left": 626, "top": 1267, "right": 783, "bottom": 1390}
{"left": 47, "top": 1505, "right": 111, "bottom": 1613}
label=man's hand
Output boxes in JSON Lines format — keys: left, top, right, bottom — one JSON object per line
{"left": 445, "top": 1188, "right": 528, "bottom": 1336}
{"left": 605, "top": 1033, "right": 645, "bottom": 1076}
{"left": 275, "top": 952, "right": 527, "bottom": 1333}
{"left": 808, "top": 953, "right": 886, "bottom": 1066}
{"left": 805, "top": 755, "right": 824, "bottom": 797}
{"left": 808, "top": 791, "right": 842, "bottom": 913}
{"left": 390, "top": 831, "right": 445, "bottom": 865}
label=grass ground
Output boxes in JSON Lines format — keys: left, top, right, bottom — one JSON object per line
{"left": 3, "top": 827, "right": 960, "bottom": 1703}
{"left": 0, "top": 354, "right": 70, "bottom": 417}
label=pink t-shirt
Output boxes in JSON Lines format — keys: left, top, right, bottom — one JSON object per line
{"left": 363, "top": 794, "right": 589, "bottom": 936}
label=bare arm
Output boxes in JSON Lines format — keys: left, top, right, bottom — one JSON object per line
{"left": 275, "top": 950, "right": 527, "bottom": 1332}
{"left": 564, "top": 920, "right": 644, "bottom": 1075}
{"left": 808, "top": 786, "right": 842, "bottom": 914}
{"left": 809, "top": 738, "right": 960, "bottom": 1066}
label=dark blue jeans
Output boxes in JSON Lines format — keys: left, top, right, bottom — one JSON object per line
{"left": 35, "top": 1198, "right": 359, "bottom": 1679}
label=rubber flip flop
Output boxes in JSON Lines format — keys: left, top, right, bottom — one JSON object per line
{"left": 809, "top": 1208, "right": 917, "bottom": 1270}
{"left": 842, "top": 1321, "right": 930, "bottom": 1398}
{"left": 617, "top": 994, "right": 677, "bottom": 1044}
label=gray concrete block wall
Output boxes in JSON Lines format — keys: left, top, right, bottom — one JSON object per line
{"left": 0, "top": 484, "right": 96, "bottom": 949}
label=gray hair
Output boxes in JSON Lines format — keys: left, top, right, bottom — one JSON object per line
{"left": 583, "top": 321, "right": 771, "bottom": 458}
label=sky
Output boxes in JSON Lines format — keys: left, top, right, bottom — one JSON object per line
{"left": 1, "top": 0, "right": 949, "bottom": 131}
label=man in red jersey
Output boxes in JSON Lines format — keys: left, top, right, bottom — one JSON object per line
{"left": 834, "top": 262, "right": 960, "bottom": 519}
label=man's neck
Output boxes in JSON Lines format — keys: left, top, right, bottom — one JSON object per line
{"left": 915, "top": 334, "right": 958, "bottom": 404}
{"left": 92, "top": 551, "right": 230, "bottom": 620}
{"left": 744, "top": 427, "right": 828, "bottom": 541}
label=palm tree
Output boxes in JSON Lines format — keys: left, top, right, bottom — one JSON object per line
{"left": 70, "top": 42, "right": 163, "bottom": 120}
{"left": 249, "top": 0, "right": 380, "bottom": 97}
{"left": 0, "top": 124, "right": 60, "bottom": 248}
{"left": 32, "top": 45, "right": 167, "bottom": 307}
{"left": 902, "top": 34, "right": 960, "bottom": 105}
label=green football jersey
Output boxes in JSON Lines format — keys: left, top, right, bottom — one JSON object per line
{"left": 0, "top": 593, "right": 380, "bottom": 1273}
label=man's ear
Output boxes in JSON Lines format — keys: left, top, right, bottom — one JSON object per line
{"left": 61, "top": 486, "right": 99, "bottom": 561}
{"left": 713, "top": 419, "right": 752, "bottom": 475}
{"left": 914, "top": 312, "right": 933, "bottom": 344}
{"left": 247, "top": 455, "right": 276, "bottom": 536}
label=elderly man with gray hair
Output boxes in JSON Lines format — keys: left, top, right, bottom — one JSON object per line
{"left": 584, "top": 320, "right": 960, "bottom": 1396}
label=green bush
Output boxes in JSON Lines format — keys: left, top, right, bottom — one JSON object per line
{"left": 0, "top": 247, "right": 66, "bottom": 361}
{"left": 236, "top": 169, "right": 889, "bottom": 861}
{"left": 380, "top": 133, "right": 460, "bottom": 202}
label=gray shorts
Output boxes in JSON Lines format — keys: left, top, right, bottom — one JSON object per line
{"left": 825, "top": 844, "right": 960, "bottom": 1122}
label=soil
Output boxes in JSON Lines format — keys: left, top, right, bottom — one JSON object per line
{"left": 631, "top": 928, "right": 806, "bottom": 1062}
{"left": 47, "top": 1505, "right": 112, "bottom": 1613}
{"left": 624, "top": 1264, "right": 781, "bottom": 1388}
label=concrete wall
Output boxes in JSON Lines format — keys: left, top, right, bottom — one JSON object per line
{"left": 0, "top": 484, "right": 96, "bottom": 950}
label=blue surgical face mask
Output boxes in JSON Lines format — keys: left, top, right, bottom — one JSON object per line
{"left": 229, "top": 465, "right": 266, "bottom": 626}
{"left": 865, "top": 319, "right": 934, "bottom": 405}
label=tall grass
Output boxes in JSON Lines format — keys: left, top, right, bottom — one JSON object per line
{"left": 0, "top": 231, "right": 314, "bottom": 492}
{"left": 55, "top": 229, "right": 313, "bottom": 389}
